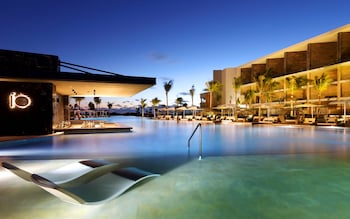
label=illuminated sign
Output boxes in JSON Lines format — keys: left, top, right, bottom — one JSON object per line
{"left": 9, "top": 92, "right": 32, "bottom": 109}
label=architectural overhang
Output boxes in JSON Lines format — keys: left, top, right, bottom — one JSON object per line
{"left": 0, "top": 49, "right": 156, "bottom": 97}
{"left": 0, "top": 72, "right": 156, "bottom": 97}
{"left": 239, "top": 23, "right": 350, "bottom": 67}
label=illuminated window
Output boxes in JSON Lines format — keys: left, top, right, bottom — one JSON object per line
{"left": 9, "top": 92, "right": 32, "bottom": 109}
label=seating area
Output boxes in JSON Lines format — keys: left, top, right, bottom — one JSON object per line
{"left": 1, "top": 160, "right": 159, "bottom": 205}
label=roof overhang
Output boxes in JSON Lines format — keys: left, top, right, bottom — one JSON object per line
{"left": 238, "top": 23, "right": 350, "bottom": 68}
{"left": 0, "top": 72, "right": 156, "bottom": 97}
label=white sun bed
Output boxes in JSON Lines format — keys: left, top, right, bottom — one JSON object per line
{"left": 2, "top": 160, "right": 118, "bottom": 184}
{"left": 1, "top": 160, "right": 160, "bottom": 205}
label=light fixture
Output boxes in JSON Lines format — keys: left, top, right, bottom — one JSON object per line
{"left": 9, "top": 92, "right": 32, "bottom": 109}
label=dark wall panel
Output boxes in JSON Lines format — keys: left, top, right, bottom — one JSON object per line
{"left": 285, "top": 51, "right": 307, "bottom": 74}
{"left": 241, "top": 68, "right": 252, "bottom": 84}
{"left": 0, "top": 49, "right": 59, "bottom": 75}
{"left": 307, "top": 42, "right": 337, "bottom": 70}
{"left": 338, "top": 32, "right": 350, "bottom": 62}
{"left": 266, "top": 58, "right": 285, "bottom": 77}
{"left": 0, "top": 82, "right": 53, "bottom": 136}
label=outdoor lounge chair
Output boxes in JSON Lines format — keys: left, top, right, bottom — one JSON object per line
{"left": 1, "top": 160, "right": 160, "bottom": 205}
{"left": 1, "top": 159, "right": 119, "bottom": 184}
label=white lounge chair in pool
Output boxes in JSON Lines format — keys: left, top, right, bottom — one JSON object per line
{"left": 1, "top": 161, "right": 160, "bottom": 205}
{"left": 1, "top": 160, "right": 119, "bottom": 184}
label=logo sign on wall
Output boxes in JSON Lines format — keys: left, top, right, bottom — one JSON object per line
{"left": 9, "top": 92, "right": 32, "bottom": 109}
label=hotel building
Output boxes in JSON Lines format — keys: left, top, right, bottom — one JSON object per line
{"left": 207, "top": 23, "right": 350, "bottom": 117}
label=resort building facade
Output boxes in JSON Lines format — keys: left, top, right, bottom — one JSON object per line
{"left": 208, "top": 24, "right": 350, "bottom": 119}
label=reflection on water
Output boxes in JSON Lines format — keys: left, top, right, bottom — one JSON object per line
{"left": 1, "top": 116, "right": 350, "bottom": 162}
{"left": 2, "top": 117, "right": 350, "bottom": 218}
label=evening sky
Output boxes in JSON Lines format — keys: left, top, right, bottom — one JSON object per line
{"left": 1, "top": 0, "right": 350, "bottom": 109}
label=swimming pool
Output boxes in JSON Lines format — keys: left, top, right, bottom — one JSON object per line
{"left": 1, "top": 116, "right": 349, "bottom": 160}
{"left": 1, "top": 116, "right": 350, "bottom": 219}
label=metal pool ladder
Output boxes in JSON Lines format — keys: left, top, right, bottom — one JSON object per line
{"left": 188, "top": 123, "right": 202, "bottom": 160}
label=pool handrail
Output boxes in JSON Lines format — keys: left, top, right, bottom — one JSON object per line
{"left": 187, "top": 123, "right": 202, "bottom": 160}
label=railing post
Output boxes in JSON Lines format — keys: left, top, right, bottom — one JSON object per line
{"left": 188, "top": 123, "right": 202, "bottom": 160}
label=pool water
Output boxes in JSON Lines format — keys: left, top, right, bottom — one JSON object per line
{"left": 2, "top": 116, "right": 349, "bottom": 159}
{"left": 1, "top": 116, "right": 350, "bottom": 219}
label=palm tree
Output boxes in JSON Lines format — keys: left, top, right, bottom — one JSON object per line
{"left": 243, "top": 89, "right": 256, "bottom": 112}
{"left": 88, "top": 102, "right": 95, "bottom": 110}
{"left": 204, "top": 80, "right": 222, "bottom": 110}
{"left": 72, "top": 97, "right": 85, "bottom": 107}
{"left": 163, "top": 80, "right": 173, "bottom": 108}
{"left": 93, "top": 97, "right": 102, "bottom": 110}
{"left": 175, "top": 97, "right": 184, "bottom": 107}
{"left": 313, "top": 72, "right": 332, "bottom": 105}
{"left": 232, "top": 76, "right": 242, "bottom": 104}
{"left": 253, "top": 68, "right": 279, "bottom": 120}
{"left": 232, "top": 76, "right": 242, "bottom": 118}
{"left": 286, "top": 75, "right": 309, "bottom": 116}
{"left": 140, "top": 98, "right": 147, "bottom": 117}
{"left": 189, "top": 85, "right": 195, "bottom": 106}
{"left": 107, "top": 102, "right": 113, "bottom": 116}
{"left": 151, "top": 97, "right": 161, "bottom": 118}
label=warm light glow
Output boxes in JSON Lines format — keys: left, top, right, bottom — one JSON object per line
{"left": 9, "top": 92, "right": 32, "bottom": 109}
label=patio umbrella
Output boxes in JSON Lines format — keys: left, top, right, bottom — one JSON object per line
{"left": 187, "top": 105, "right": 200, "bottom": 117}
{"left": 213, "top": 104, "right": 234, "bottom": 116}
{"left": 176, "top": 106, "right": 187, "bottom": 117}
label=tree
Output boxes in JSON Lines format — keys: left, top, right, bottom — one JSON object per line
{"left": 253, "top": 68, "right": 279, "bottom": 120}
{"left": 140, "top": 98, "right": 147, "bottom": 117}
{"left": 93, "top": 97, "right": 102, "bottom": 110}
{"left": 107, "top": 102, "right": 113, "bottom": 109}
{"left": 313, "top": 72, "right": 332, "bottom": 105}
{"left": 189, "top": 85, "right": 195, "bottom": 106}
{"left": 71, "top": 97, "right": 85, "bottom": 106}
{"left": 286, "top": 75, "right": 309, "bottom": 116}
{"left": 88, "top": 102, "right": 95, "bottom": 110}
{"left": 243, "top": 89, "right": 256, "bottom": 113}
{"left": 175, "top": 97, "right": 184, "bottom": 107}
{"left": 163, "top": 80, "right": 173, "bottom": 108}
{"left": 107, "top": 102, "right": 113, "bottom": 116}
{"left": 204, "top": 80, "right": 222, "bottom": 110}
{"left": 232, "top": 76, "right": 242, "bottom": 118}
{"left": 151, "top": 97, "right": 161, "bottom": 118}
{"left": 232, "top": 76, "right": 242, "bottom": 104}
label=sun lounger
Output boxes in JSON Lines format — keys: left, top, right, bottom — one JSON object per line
{"left": 31, "top": 167, "right": 160, "bottom": 205}
{"left": 1, "top": 160, "right": 118, "bottom": 184}
{"left": 1, "top": 160, "right": 159, "bottom": 205}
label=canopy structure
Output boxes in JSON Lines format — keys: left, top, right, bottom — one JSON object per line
{"left": 0, "top": 50, "right": 156, "bottom": 97}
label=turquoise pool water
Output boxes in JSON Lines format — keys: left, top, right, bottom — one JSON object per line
{"left": 1, "top": 116, "right": 350, "bottom": 219}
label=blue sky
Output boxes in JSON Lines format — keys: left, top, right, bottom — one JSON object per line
{"left": 1, "top": 0, "right": 350, "bottom": 108}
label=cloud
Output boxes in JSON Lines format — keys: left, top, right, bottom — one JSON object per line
{"left": 179, "top": 92, "right": 189, "bottom": 96}
{"left": 148, "top": 52, "right": 177, "bottom": 64}
{"left": 159, "top": 77, "right": 174, "bottom": 82}
{"left": 150, "top": 52, "right": 168, "bottom": 61}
